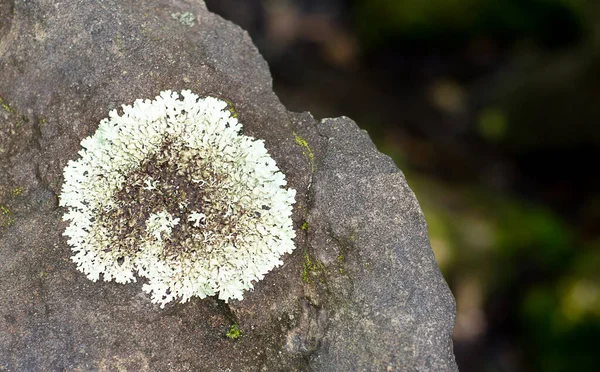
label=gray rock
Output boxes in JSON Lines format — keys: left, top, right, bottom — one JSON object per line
{"left": 0, "top": 0, "right": 457, "bottom": 371}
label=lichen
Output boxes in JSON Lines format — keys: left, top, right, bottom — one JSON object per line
{"left": 59, "top": 90, "right": 297, "bottom": 307}
{"left": 301, "top": 221, "right": 308, "bottom": 231}
{"left": 171, "top": 12, "right": 195, "bottom": 27}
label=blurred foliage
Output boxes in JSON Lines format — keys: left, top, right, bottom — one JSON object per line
{"left": 354, "top": 0, "right": 586, "bottom": 47}
{"left": 477, "top": 107, "right": 507, "bottom": 142}
{"left": 480, "top": 49, "right": 600, "bottom": 149}
{"left": 405, "top": 171, "right": 599, "bottom": 371}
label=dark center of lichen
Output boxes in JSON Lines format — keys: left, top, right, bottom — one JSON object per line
{"left": 97, "top": 141, "right": 247, "bottom": 260}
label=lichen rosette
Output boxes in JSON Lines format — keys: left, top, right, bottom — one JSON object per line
{"left": 59, "top": 90, "right": 296, "bottom": 307}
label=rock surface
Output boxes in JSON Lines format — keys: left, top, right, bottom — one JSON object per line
{"left": 0, "top": 0, "right": 457, "bottom": 371}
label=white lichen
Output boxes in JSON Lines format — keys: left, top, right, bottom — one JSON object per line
{"left": 145, "top": 211, "right": 179, "bottom": 241}
{"left": 59, "top": 90, "right": 296, "bottom": 307}
{"left": 188, "top": 211, "right": 206, "bottom": 227}
{"left": 171, "top": 12, "right": 195, "bottom": 27}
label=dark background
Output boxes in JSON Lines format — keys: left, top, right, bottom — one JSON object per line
{"left": 205, "top": 1, "right": 600, "bottom": 371}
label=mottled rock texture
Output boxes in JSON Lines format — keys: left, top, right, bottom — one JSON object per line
{"left": 0, "top": 0, "right": 457, "bottom": 370}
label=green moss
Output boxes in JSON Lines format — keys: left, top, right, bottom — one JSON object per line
{"left": 301, "top": 221, "right": 308, "bottom": 231}
{"left": 293, "top": 132, "right": 315, "bottom": 173}
{"left": 0, "top": 187, "right": 22, "bottom": 226}
{"left": 228, "top": 106, "right": 238, "bottom": 119}
{"left": 10, "top": 187, "right": 23, "bottom": 197}
{"left": 301, "top": 253, "right": 309, "bottom": 282}
{"left": 222, "top": 100, "right": 238, "bottom": 118}
{"left": 336, "top": 254, "right": 345, "bottom": 274}
{"left": 226, "top": 323, "right": 241, "bottom": 340}
{"left": 302, "top": 250, "right": 326, "bottom": 284}
{"left": 0, "top": 97, "right": 12, "bottom": 113}
{"left": 0, "top": 204, "right": 15, "bottom": 227}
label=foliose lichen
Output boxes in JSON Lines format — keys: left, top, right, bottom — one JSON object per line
{"left": 59, "top": 90, "right": 296, "bottom": 307}
{"left": 171, "top": 12, "right": 195, "bottom": 27}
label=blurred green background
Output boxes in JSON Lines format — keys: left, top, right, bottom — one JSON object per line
{"left": 205, "top": 0, "right": 600, "bottom": 370}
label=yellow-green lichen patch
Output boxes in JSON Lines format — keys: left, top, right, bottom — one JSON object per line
{"left": 301, "top": 221, "right": 308, "bottom": 231}
{"left": 226, "top": 323, "right": 241, "bottom": 340}
{"left": 293, "top": 132, "right": 315, "bottom": 173}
